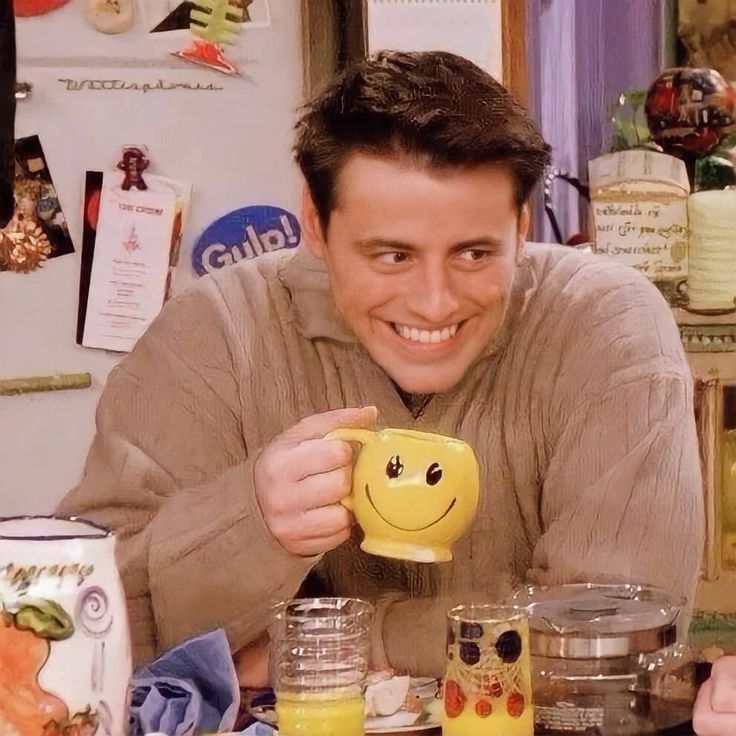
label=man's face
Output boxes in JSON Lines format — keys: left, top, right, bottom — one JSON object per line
{"left": 302, "top": 154, "right": 529, "bottom": 394}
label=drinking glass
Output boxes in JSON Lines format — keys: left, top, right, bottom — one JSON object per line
{"left": 442, "top": 603, "right": 533, "bottom": 735}
{"left": 269, "top": 597, "right": 374, "bottom": 736}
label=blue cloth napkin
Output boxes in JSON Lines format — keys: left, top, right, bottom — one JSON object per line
{"left": 128, "top": 629, "right": 240, "bottom": 736}
{"left": 239, "top": 724, "right": 275, "bottom": 736}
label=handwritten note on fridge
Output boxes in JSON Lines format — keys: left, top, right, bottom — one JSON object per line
{"left": 365, "top": 0, "right": 503, "bottom": 82}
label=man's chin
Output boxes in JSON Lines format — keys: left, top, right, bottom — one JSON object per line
{"left": 389, "top": 370, "right": 462, "bottom": 396}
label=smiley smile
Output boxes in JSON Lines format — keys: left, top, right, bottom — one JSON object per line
{"left": 365, "top": 483, "right": 457, "bottom": 532}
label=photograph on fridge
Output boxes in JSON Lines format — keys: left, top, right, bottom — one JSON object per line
{"left": 0, "top": 135, "right": 74, "bottom": 273}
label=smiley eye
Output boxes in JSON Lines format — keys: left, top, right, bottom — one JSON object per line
{"left": 386, "top": 455, "right": 404, "bottom": 479}
{"left": 426, "top": 462, "right": 443, "bottom": 485}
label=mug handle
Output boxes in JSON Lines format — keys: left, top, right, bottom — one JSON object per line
{"left": 325, "top": 428, "right": 377, "bottom": 511}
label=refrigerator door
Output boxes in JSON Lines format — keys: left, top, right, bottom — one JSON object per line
{"left": 1, "top": 0, "right": 302, "bottom": 513}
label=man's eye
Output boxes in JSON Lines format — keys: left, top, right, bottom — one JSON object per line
{"left": 378, "top": 252, "right": 409, "bottom": 265}
{"left": 459, "top": 249, "right": 492, "bottom": 262}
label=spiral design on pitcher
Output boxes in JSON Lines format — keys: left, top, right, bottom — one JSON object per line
{"left": 76, "top": 586, "right": 113, "bottom": 638}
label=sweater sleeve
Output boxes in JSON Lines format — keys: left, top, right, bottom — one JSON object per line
{"left": 529, "top": 372, "right": 704, "bottom": 604}
{"left": 529, "top": 267, "right": 705, "bottom": 608}
{"left": 57, "top": 278, "right": 316, "bottom": 665}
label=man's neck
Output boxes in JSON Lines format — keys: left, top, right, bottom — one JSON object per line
{"left": 393, "top": 382, "right": 433, "bottom": 420}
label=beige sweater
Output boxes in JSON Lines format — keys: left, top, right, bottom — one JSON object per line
{"left": 59, "top": 243, "right": 704, "bottom": 676}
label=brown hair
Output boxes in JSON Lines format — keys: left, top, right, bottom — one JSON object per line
{"left": 294, "top": 50, "right": 551, "bottom": 231}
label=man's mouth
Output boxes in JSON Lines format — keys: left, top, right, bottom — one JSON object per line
{"left": 391, "top": 321, "right": 462, "bottom": 345}
{"left": 365, "top": 484, "right": 457, "bottom": 531}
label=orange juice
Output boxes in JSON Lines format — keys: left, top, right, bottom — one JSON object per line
{"left": 275, "top": 690, "right": 365, "bottom": 736}
{"left": 442, "top": 696, "right": 534, "bottom": 735}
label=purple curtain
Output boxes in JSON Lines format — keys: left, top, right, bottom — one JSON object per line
{"left": 526, "top": 0, "right": 665, "bottom": 243}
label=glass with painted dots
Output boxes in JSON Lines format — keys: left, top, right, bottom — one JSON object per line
{"left": 442, "top": 604, "right": 533, "bottom": 736}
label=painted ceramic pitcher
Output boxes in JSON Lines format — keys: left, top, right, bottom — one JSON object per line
{"left": 0, "top": 516, "right": 132, "bottom": 736}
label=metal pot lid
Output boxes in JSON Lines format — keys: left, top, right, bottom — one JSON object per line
{"left": 510, "top": 583, "right": 683, "bottom": 659}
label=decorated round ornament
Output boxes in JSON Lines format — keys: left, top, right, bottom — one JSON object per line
{"left": 14, "top": 0, "right": 70, "bottom": 16}
{"left": 645, "top": 67, "right": 736, "bottom": 155}
{"left": 191, "top": 205, "right": 301, "bottom": 276}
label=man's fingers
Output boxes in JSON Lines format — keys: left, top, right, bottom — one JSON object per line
{"left": 299, "top": 504, "right": 353, "bottom": 539}
{"left": 292, "top": 528, "right": 352, "bottom": 557}
{"left": 694, "top": 678, "right": 736, "bottom": 736}
{"left": 279, "top": 438, "right": 354, "bottom": 480}
{"left": 279, "top": 406, "right": 378, "bottom": 444}
{"left": 298, "top": 465, "right": 354, "bottom": 508}
{"left": 711, "top": 656, "right": 736, "bottom": 713}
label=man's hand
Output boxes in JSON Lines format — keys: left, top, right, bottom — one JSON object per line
{"left": 234, "top": 632, "right": 270, "bottom": 689}
{"left": 694, "top": 656, "right": 736, "bottom": 735}
{"left": 255, "top": 406, "right": 378, "bottom": 557}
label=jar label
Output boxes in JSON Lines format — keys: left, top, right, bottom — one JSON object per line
{"left": 591, "top": 197, "right": 688, "bottom": 280}
{"left": 535, "top": 702, "right": 604, "bottom": 732}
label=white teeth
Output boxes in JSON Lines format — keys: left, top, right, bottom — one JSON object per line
{"left": 393, "top": 323, "right": 460, "bottom": 344}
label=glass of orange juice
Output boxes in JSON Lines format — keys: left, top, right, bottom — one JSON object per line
{"left": 442, "top": 603, "right": 533, "bottom": 736}
{"left": 269, "top": 597, "right": 374, "bottom": 736}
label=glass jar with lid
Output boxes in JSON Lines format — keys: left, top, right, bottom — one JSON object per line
{"left": 510, "top": 583, "right": 700, "bottom": 736}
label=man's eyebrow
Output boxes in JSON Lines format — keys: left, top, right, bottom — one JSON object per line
{"left": 354, "top": 236, "right": 505, "bottom": 252}
{"left": 448, "top": 237, "right": 505, "bottom": 252}
{"left": 354, "top": 237, "right": 417, "bottom": 251}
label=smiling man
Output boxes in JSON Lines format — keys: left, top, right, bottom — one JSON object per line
{"left": 59, "top": 51, "right": 704, "bottom": 679}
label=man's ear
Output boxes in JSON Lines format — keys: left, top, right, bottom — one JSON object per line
{"left": 301, "top": 184, "right": 327, "bottom": 259}
{"left": 516, "top": 203, "right": 530, "bottom": 265}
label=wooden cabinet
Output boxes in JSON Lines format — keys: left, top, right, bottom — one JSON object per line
{"left": 677, "top": 308, "right": 736, "bottom": 651}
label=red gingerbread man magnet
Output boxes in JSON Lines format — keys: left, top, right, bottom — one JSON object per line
{"left": 117, "top": 146, "right": 149, "bottom": 191}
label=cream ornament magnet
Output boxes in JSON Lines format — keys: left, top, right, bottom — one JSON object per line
{"left": 85, "top": 0, "right": 134, "bottom": 34}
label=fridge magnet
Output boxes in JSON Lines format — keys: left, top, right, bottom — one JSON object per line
{"left": 191, "top": 204, "right": 300, "bottom": 276}
{"left": 0, "top": 135, "right": 74, "bottom": 274}
{"left": 172, "top": 0, "right": 243, "bottom": 76}
{"left": 85, "top": 0, "right": 134, "bottom": 34}
{"left": 13, "top": 0, "right": 70, "bottom": 17}
{"left": 117, "top": 145, "right": 149, "bottom": 190}
{"left": 146, "top": 0, "right": 270, "bottom": 34}
{"left": 76, "top": 148, "right": 191, "bottom": 352}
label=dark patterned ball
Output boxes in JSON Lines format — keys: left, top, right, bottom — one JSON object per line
{"left": 645, "top": 67, "right": 736, "bottom": 155}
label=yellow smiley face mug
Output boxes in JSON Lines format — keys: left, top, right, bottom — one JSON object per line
{"left": 326, "top": 427, "right": 480, "bottom": 563}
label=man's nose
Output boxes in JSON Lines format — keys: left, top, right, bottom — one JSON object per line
{"left": 404, "top": 266, "right": 461, "bottom": 325}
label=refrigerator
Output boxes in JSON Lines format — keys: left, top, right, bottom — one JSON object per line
{"left": 0, "top": 0, "right": 303, "bottom": 514}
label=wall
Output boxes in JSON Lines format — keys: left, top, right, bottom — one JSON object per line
{"left": 0, "top": 0, "right": 304, "bottom": 514}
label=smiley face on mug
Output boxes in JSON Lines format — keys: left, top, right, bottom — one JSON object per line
{"left": 327, "top": 428, "right": 480, "bottom": 563}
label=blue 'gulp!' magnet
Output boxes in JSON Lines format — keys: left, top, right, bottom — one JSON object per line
{"left": 192, "top": 205, "right": 301, "bottom": 276}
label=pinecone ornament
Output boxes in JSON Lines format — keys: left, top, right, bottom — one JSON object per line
{"left": 1, "top": 221, "right": 52, "bottom": 272}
